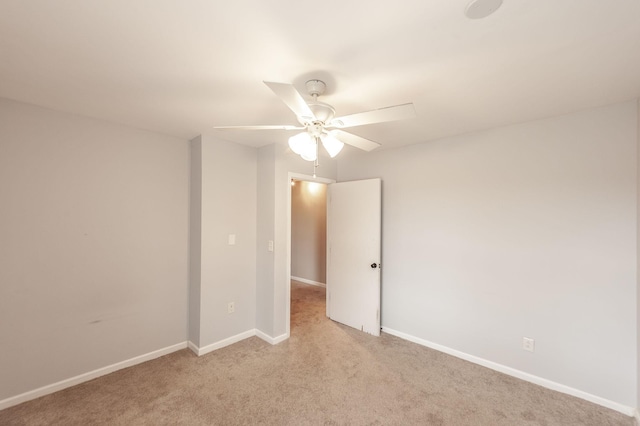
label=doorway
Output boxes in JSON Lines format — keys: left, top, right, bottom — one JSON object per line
{"left": 286, "top": 173, "right": 335, "bottom": 337}
{"left": 290, "top": 180, "right": 327, "bottom": 287}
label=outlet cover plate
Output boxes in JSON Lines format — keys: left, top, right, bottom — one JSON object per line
{"left": 522, "top": 337, "right": 535, "bottom": 352}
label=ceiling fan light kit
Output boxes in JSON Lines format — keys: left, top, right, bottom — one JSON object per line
{"left": 288, "top": 132, "right": 318, "bottom": 161}
{"left": 320, "top": 131, "right": 344, "bottom": 158}
{"left": 214, "top": 79, "right": 416, "bottom": 175}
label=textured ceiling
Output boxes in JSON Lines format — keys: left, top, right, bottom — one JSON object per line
{"left": 1, "top": 0, "right": 639, "bottom": 150}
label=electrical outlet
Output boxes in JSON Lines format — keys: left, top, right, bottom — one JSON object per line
{"left": 228, "top": 302, "right": 235, "bottom": 314}
{"left": 522, "top": 337, "right": 535, "bottom": 352}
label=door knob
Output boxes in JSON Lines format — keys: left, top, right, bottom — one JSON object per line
{"left": 371, "top": 263, "right": 378, "bottom": 269}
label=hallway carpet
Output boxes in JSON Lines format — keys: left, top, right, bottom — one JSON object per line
{"left": 0, "top": 281, "right": 633, "bottom": 425}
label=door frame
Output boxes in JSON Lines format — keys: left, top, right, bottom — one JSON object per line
{"left": 286, "top": 172, "right": 335, "bottom": 337}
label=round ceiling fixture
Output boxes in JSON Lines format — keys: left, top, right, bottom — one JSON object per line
{"left": 465, "top": 0, "right": 503, "bottom": 19}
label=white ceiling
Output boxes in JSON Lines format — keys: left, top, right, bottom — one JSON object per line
{"left": 1, "top": 1, "right": 639, "bottom": 150}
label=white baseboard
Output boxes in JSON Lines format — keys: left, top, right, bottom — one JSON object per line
{"left": 255, "top": 329, "right": 289, "bottom": 345}
{"left": 188, "top": 329, "right": 290, "bottom": 356}
{"left": 187, "top": 340, "right": 199, "bottom": 355}
{"left": 291, "top": 276, "right": 326, "bottom": 288}
{"left": 634, "top": 409, "right": 639, "bottom": 425}
{"left": 192, "top": 329, "right": 257, "bottom": 356}
{"left": 381, "top": 327, "right": 635, "bottom": 417}
{"left": 0, "top": 341, "right": 188, "bottom": 411}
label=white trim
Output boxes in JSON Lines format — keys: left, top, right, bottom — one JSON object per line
{"left": 0, "top": 341, "right": 187, "bottom": 411}
{"left": 189, "top": 329, "right": 290, "bottom": 356}
{"left": 187, "top": 340, "right": 199, "bottom": 355}
{"left": 634, "top": 409, "right": 639, "bottom": 425}
{"left": 381, "top": 327, "right": 636, "bottom": 417}
{"left": 256, "top": 329, "right": 289, "bottom": 345}
{"left": 291, "top": 276, "right": 326, "bottom": 288}
{"left": 193, "top": 329, "right": 256, "bottom": 356}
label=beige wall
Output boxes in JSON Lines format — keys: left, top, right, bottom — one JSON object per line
{"left": 0, "top": 98, "right": 189, "bottom": 401}
{"left": 291, "top": 181, "right": 327, "bottom": 284}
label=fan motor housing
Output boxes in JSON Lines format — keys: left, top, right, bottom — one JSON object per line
{"left": 297, "top": 102, "right": 335, "bottom": 125}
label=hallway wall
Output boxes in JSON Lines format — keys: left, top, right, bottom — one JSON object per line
{"left": 291, "top": 181, "right": 327, "bottom": 285}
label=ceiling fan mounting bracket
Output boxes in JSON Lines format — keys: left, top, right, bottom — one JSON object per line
{"left": 305, "top": 79, "right": 326, "bottom": 98}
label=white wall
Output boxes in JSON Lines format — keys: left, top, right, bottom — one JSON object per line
{"left": 190, "top": 135, "right": 257, "bottom": 349}
{"left": 256, "top": 145, "right": 276, "bottom": 336}
{"left": 2, "top": 95, "right": 635, "bottom": 412}
{"left": 337, "top": 101, "right": 638, "bottom": 409}
{"left": 291, "top": 181, "right": 327, "bottom": 284}
{"left": 0, "top": 98, "right": 189, "bottom": 401}
{"left": 637, "top": 98, "right": 640, "bottom": 415}
{"left": 189, "top": 137, "right": 202, "bottom": 346}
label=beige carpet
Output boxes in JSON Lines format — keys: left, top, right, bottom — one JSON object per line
{"left": 0, "top": 281, "right": 633, "bottom": 425}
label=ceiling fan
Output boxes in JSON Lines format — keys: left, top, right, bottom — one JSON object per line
{"left": 214, "top": 79, "right": 416, "bottom": 164}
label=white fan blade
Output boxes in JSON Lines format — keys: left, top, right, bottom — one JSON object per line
{"left": 214, "top": 125, "right": 304, "bottom": 130}
{"left": 335, "top": 130, "right": 381, "bottom": 152}
{"left": 263, "top": 81, "right": 316, "bottom": 121}
{"left": 330, "top": 103, "right": 415, "bottom": 128}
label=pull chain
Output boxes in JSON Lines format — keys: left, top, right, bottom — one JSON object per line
{"left": 313, "top": 136, "right": 319, "bottom": 178}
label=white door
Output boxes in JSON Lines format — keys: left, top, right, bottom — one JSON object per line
{"left": 326, "top": 178, "right": 381, "bottom": 336}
